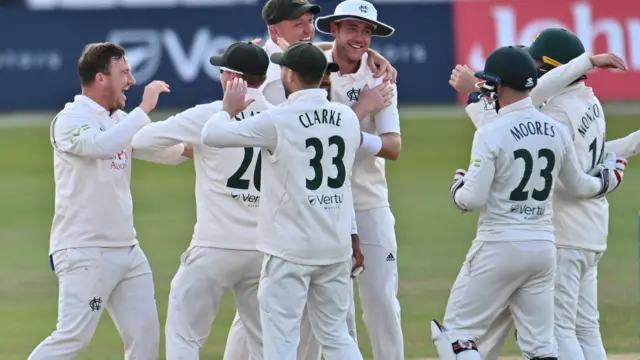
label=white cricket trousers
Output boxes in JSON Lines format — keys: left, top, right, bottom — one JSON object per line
{"left": 554, "top": 247, "right": 606, "bottom": 360}
{"left": 477, "top": 248, "right": 606, "bottom": 360}
{"left": 443, "top": 240, "right": 557, "bottom": 359}
{"left": 28, "top": 245, "right": 159, "bottom": 360}
{"left": 222, "top": 273, "right": 357, "bottom": 360}
{"left": 165, "top": 246, "right": 263, "bottom": 360}
{"left": 352, "top": 206, "right": 403, "bottom": 360}
{"left": 258, "top": 255, "right": 362, "bottom": 360}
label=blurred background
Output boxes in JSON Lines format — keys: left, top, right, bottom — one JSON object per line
{"left": 0, "top": 0, "right": 639, "bottom": 359}
{"left": 0, "top": 0, "right": 638, "bottom": 109}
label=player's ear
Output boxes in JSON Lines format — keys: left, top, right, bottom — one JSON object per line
{"left": 287, "top": 69, "right": 295, "bottom": 86}
{"left": 95, "top": 73, "right": 106, "bottom": 84}
{"left": 268, "top": 24, "right": 280, "bottom": 41}
{"left": 330, "top": 22, "right": 339, "bottom": 37}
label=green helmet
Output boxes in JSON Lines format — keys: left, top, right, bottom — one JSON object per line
{"left": 475, "top": 45, "right": 538, "bottom": 94}
{"left": 528, "top": 28, "right": 586, "bottom": 77}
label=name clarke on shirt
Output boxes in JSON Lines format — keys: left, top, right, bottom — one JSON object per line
{"left": 298, "top": 109, "right": 344, "bottom": 129}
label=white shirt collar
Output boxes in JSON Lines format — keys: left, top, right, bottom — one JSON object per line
{"left": 286, "top": 88, "right": 329, "bottom": 103}
{"left": 74, "top": 95, "right": 109, "bottom": 115}
{"left": 498, "top": 97, "right": 534, "bottom": 116}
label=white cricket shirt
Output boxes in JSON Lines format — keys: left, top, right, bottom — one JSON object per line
{"left": 539, "top": 83, "right": 608, "bottom": 251}
{"left": 131, "top": 88, "right": 274, "bottom": 250}
{"left": 456, "top": 98, "right": 605, "bottom": 243}
{"left": 49, "top": 95, "right": 186, "bottom": 255}
{"left": 201, "top": 89, "right": 361, "bottom": 265}
{"left": 465, "top": 54, "right": 640, "bottom": 251}
{"left": 260, "top": 39, "right": 288, "bottom": 106}
{"left": 325, "top": 49, "right": 400, "bottom": 211}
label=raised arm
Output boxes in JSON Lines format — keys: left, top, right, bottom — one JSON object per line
{"left": 52, "top": 107, "right": 150, "bottom": 160}
{"left": 466, "top": 97, "right": 499, "bottom": 129}
{"left": 605, "top": 129, "right": 640, "bottom": 159}
{"left": 132, "top": 103, "right": 221, "bottom": 151}
{"left": 530, "top": 53, "right": 593, "bottom": 107}
{"left": 201, "top": 110, "right": 277, "bottom": 152}
{"left": 451, "top": 130, "right": 496, "bottom": 211}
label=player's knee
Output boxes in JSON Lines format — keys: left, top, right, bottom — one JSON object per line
{"left": 360, "top": 288, "right": 399, "bottom": 314}
{"left": 49, "top": 327, "right": 94, "bottom": 353}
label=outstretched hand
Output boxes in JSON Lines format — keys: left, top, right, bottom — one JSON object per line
{"left": 222, "top": 78, "right": 255, "bottom": 118}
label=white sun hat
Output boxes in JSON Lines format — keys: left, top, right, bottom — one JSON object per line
{"left": 315, "top": 0, "right": 395, "bottom": 37}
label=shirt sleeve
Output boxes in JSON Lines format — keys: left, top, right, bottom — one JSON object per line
{"left": 132, "top": 144, "right": 188, "bottom": 165}
{"left": 351, "top": 208, "right": 358, "bottom": 235}
{"left": 454, "top": 130, "right": 496, "bottom": 210}
{"left": 373, "top": 83, "right": 400, "bottom": 135}
{"left": 201, "top": 110, "right": 278, "bottom": 152}
{"left": 557, "top": 132, "right": 605, "bottom": 198}
{"left": 465, "top": 100, "right": 499, "bottom": 129}
{"left": 531, "top": 53, "right": 593, "bottom": 108}
{"left": 51, "top": 107, "right": 150, "bottom": 160}
{"left": 605, "top": 129, "right": 640, "bottom": 159}
{"left": 262, "top": 80, "right": 287, "bottom": 106}
{"left": 131, "top": 103, "right": 220, "bottom": 150}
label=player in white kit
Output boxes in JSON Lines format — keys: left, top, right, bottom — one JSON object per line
{"left": 223, "top": 0, "right": 396, "bottom": 358}
{"left": 430, "top": 46, "right": 624, "bottom": 360}
{"left": 201, "top": 42, "right": 363, "bottom": 360}
{"left": 315, "top": 1, "right": 404, "bottom": 359}
{"left": 451, "top": 31, "right": 637, "bottom": 360}
{"left": 130, "top": 42, "right": 274, "bottom": 360}
{"left": 30, "top": 42, "right": 189, "bottom": 360}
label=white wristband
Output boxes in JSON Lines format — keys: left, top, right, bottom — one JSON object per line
{"left": 360, "top": 132, "right": 383, "bottom": 156}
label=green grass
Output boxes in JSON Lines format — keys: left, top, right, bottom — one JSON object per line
{"left": 0, "top": 109, "right": 638, "bottom": 359}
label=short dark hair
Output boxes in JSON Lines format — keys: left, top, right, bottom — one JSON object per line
{"left": 296, "top": 72, "right": 323, "bottom": 89}
{"left": 78, "top": 42, "right": 127, "bottom": 86}
{"left": 242, "top": 74, "right": 267, "bottom": 88}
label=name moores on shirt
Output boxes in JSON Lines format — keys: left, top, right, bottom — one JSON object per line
{"left": 510, "top": 120, "right": 556, "bottom": 142}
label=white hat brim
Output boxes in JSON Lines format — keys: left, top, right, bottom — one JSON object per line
{"left": 315, "top": 15, "right": 395, "bottom": 37}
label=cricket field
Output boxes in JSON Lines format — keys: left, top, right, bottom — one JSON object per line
{"left": 0, "top": 106, "right": 637, "bottom": 360}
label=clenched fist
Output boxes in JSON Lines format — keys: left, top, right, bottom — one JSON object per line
{"left": 449, "top": 64, "right": 477, "bottom": 95}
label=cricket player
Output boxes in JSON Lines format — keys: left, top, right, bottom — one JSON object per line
{"left": 430, "top": 45, "right": 625, "bottom": 360}
{"left": 130, "top": 41, "right": 274, "bottom": 360}
{"left": 30, "top": 42, "right": 189, "bottom": 360}
{"left": 451, "top": 31, "right": 638, "bottom": 360}
{"left": 201, "top": 42, "right": 363, "bottom": 360}
{"left": 223, "top": 0, "right": 396, "bottom": 357}
{"left": 313, "top": 1, "right": 404, "bottom": 359}
{"left": 258, "top": 0, "right": 397, "bottom": 105}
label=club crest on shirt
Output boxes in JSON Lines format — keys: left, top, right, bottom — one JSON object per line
{"left": 346, "top": 88, "right": 361, "bottom": 102}
{"left": 110, "top": 150, "right": 129, "bottom": 170}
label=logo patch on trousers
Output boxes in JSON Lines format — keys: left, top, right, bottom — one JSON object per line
{"left": 89, "top": 297, "right": 102, "bottom": 311}
{"left": 386, "top": 253, "right": 395, "bottom": 262}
